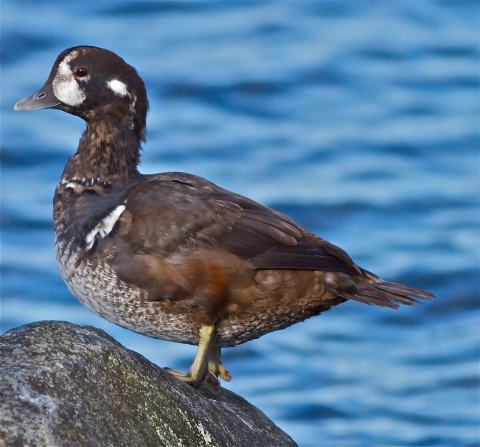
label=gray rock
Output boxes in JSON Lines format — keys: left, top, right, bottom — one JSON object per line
{"left": 0, "top": 321, "right": 297, "bottom": 447}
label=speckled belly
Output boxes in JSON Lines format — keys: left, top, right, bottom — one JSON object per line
{"left": 55, "top": 238, "right": 202, "bottom": 345}
{"left": 55, "top": 239, "right": 339, "bottom": 348}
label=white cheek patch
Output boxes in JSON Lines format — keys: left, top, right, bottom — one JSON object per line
{"left": 107, "top": 79, "right": 129, "bottom": 97}
{"left": 85, "top": 204, "right": 126, "bottom": 250}
{"left": 52, "top": 52, "right": 86, "bottom": 106}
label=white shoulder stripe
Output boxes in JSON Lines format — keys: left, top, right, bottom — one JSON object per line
{"left": 85, "top": 204, "right": 126, "bottom": 250}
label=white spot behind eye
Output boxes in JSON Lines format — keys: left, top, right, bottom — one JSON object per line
{"left": 107, "top": 79, "right": 129, "bottom": 97}
{"left": 85, "top": 204, "right": 126, "bottom": 250}
{"left": 52, "top": 51, "right": 86, "bottom": 106}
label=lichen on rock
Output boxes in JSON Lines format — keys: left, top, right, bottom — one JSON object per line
{"left": 0, "top": 321, "right": 297, "bottom": 447}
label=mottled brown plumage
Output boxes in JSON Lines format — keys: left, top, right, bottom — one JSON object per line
{"left": 15, "top": 46, "right": 435, "bottom": 388}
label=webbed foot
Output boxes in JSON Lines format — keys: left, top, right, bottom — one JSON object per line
{"left": 208, "top": 346, "right": 231, "bottom": 382}
{"left": 164, "top": 324, "right": 216, "bottom": 389}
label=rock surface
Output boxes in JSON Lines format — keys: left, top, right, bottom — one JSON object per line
{"left": 0, "top": 321, "right": 297, "bottom": 447}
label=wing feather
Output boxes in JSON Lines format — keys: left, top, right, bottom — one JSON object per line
{"left": 107, "top": 174, "right": 363, "bottom": 276}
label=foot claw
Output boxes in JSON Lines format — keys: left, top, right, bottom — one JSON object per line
{"left": 164, "top": 367, "right": 188, "bottom": 378}
{"left": 217, "top": 365, "right": 231, "bottom": 382}
{"left": 164, "top": 367, "right": 203, "bottom": 388}
{"left": 208, "top": 347, "right": 232, "bottom": 382}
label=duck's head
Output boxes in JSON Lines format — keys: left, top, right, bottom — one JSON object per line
{"left": 14, "top": 46, "right": 148, "bottom": 142}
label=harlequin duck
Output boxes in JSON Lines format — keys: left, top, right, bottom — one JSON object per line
{"left": 15, "top": 46, "right": 434, "bottom": 388}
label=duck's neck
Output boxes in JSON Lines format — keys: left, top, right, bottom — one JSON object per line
{"left": 62, "top": 117, "right": 143, "bottom": 183}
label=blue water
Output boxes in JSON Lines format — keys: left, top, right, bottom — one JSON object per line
{"left": 2, "top": 2, "right": 479, "bottom": 446}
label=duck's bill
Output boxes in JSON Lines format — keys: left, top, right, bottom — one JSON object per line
{"left": 14, "top": 82, "right": 60, "bottom": 111}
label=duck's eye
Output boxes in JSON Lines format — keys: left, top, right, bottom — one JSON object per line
{"left": 75, "top": 67, "right": 88, "bottom": 77}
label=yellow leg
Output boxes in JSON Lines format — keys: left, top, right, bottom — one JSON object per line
{"left": 208, "top": 347, "right": 231, "bottom": 382}
{"left": 165, "top": 324, "right": 215, "bottom": 389}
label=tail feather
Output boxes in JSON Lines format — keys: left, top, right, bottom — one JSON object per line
{"left": 348, "top": 280, "right": 435, "bottom": 309}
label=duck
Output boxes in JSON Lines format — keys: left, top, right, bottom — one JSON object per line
{"left": 14, "top": 46, "right": 435, "bottom": 388}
